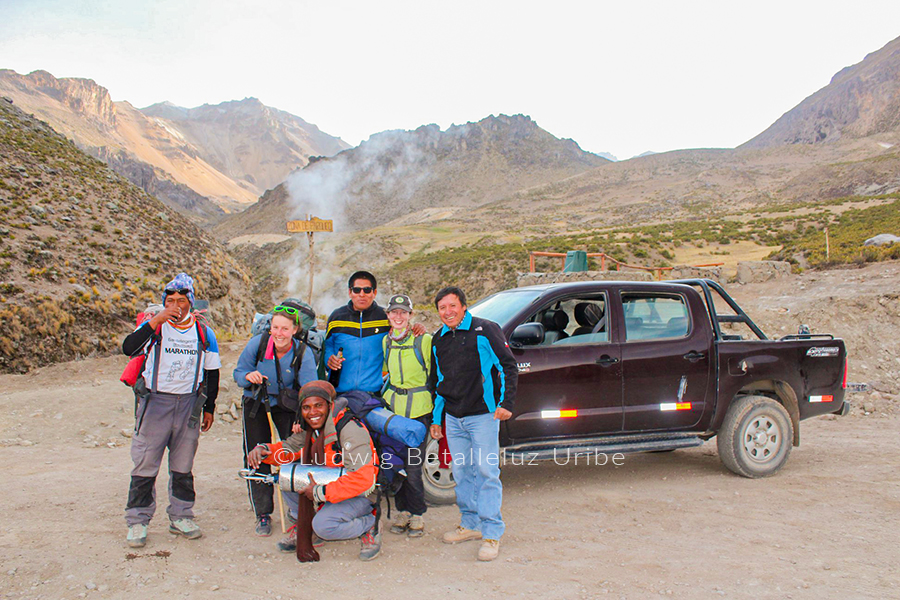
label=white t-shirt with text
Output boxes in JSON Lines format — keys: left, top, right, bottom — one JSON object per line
{"left": 140, "top": 318, "right": 221, "bottom": 394}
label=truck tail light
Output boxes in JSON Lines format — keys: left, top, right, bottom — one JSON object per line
{"left": 842, "top": 358, "right": 848, "bottom": 390}
{"left": 809, "top": 395, "right": 834, "bottom": 403}
{"left": 541, "top": 409, "right": 578, "bottom": 419}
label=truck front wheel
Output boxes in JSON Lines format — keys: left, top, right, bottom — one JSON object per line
{"left": 717, "top": 395, "right": 793, "bottom": 478}
{"left": 422, "top": 433, "right": 457, "bottom": 505}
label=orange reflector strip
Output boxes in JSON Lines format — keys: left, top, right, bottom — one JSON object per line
{"left": 809, "top": 395, "right": 834, "bottom": 403}
{"left": 660, "top": 403, "right": 692, "bottom": 411}
{"left": 541, "top": 409, "right": 578, "bottom": 419}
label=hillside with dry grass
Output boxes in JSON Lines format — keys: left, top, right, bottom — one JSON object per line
{"left": 0, "top": 98, "right": 255, "bottom": 373}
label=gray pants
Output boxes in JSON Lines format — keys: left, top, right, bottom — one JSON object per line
{"left": 125, "top": 392, "right": 201, "bottom": 526}
{"left": 283, "top": 493, "right": 374, "bottom": 540}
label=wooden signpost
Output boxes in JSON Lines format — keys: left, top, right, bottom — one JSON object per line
{"left": 286, "top": 216, "right": 333, "bottom": 305}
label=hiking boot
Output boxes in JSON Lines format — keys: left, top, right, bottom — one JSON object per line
{"left": 359, "top": 522, "right": 382, "bottom": 561}
{"left": 277, "top": 526, "right": 296, "bottom": 553}
{"left": 277, "top": 525, "right": 324, "bottom": 552}
{"left": 407, "top": 515, "right": 425, "bottom": 538}
{"left": 477, "top": 539, "right": 501, "bottom": 562}
{"left": 442, "top": 525, "right": 482, "bottom": 544}
{"left": 168, "top": 518, "right": 202, "bottom": 540}
{"left": 126, "top": 524, "right": 147, "bottom": 548}
{"left": 255, "top": 515, "right": 272, "bottom": 537}
{"left": 390, "top": 510, "right": 411, "bottom": 534}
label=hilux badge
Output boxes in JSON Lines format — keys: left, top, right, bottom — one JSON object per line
{"left": 807, "top": 347, "right": 838, "bottom": 357}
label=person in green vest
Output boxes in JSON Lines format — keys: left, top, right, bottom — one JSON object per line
{"left": 382, "top": 293, "right": 434, "bottom": 538}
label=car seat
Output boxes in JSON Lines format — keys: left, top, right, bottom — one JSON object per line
{"left": 573, "top": 303, "right": 604, "bottom": 336}
{"left": 665, "top": 316, "right": 688, "bottom": 337}
{"left": 540, "top": 310, "right": 569, "bottom": 344}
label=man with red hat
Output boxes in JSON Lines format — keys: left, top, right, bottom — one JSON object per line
{"left": 248, "top": 380, "right": 382, "bottom": 561}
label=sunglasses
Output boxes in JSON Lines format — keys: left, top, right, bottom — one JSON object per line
{"left": 273, "top": 305, "right": 302, "bottom": 323}
{"left": 350, "top": 286, "right": 374, "bottom": 294}
{"left": 165, "top": 287, "right": 191, "bottom": 296}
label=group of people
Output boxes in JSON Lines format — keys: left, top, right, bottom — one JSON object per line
{"left": 121, "top": 269, "right": 518, "bottom": 563}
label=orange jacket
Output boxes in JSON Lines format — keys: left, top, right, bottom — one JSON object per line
{"left": 263, "top": 407, "right": 378, "bottom": 504}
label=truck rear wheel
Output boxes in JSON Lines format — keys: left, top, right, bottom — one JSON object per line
{"left": 423, "top": 433, "right": 456, "bottom": 505}
{"left": 717, "top": 395, "right": 793, "bottom": 478}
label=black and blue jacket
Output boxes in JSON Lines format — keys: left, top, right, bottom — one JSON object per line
{"left": 431, "top": 311, "right": 518, "bottom": 425}
{"left": 324, "top": 301, "right": 389, "bottom": 394}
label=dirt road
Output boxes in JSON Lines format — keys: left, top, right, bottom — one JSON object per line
{"left": 2, "top": 265, "right": 900, "bottom": 599}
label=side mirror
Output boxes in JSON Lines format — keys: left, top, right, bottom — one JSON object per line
{"left": 510, "top": 322, "right": 544, "bottom": 347}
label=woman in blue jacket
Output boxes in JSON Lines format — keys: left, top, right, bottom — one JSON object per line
{"left": 234, "top": 306, "right": 317, "bottom": 536}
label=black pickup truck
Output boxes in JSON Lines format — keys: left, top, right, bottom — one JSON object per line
{"left": 422, "top": 279, "right": 849, "bottom": 504}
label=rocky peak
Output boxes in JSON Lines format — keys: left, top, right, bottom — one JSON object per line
{"left": 141, "top": 100, "right": 188, "bottom": 120}
{"left": 742, "top": 35, "right": 900, "bottom": 148}
{"left": 0, "top": 69, "right": 117, "bottom": 128}
{"left": 361, "top": 114, "right": 600, "bottom": 159}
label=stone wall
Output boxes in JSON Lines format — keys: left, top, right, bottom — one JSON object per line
{"left": 517, "top": 266, "right": 730, "bottom": 287}
{"left": 517, "top": 270, "right": 653, "bottom": 287}
{"left": 668, "top": 265, "right": 724, "bottom": 283}
{"left": 735, "top": 260, "right": 792, "bottom": 284}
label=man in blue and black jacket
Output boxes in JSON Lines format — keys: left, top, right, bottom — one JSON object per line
{"left": 324, "top": 271, "right": 390, "bottom": 394}
{"left": 429, "top": 286, "right": 517, "bottom": 563}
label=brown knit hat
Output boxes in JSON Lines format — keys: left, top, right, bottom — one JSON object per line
{"left": 298, "top": 380, "right": 336, "bottom": 404}
{"left": 295, "top": 380, "right": 337, "bottom": 430}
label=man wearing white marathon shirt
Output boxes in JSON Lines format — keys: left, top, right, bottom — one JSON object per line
{"left": 121, "top": 273, "right": 221, "bottom": 548}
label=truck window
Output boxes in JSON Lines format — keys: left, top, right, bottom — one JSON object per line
{"left": 622, "top": 293, "right": 690, "bottom": 341}
{"left": 527, "top": 294, "right": 609, "bottom": 346}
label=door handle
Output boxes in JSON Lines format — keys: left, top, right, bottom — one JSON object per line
{"left": 683, "top": 351, "right": 706, "bottom": 362}
{"left": 596, "top": 355, "right": 619, "bottom": 367}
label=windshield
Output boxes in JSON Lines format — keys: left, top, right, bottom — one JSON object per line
{"left": 468, "top": 289, "right": 544, "bottom": 328}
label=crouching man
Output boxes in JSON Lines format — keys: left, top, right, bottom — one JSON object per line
{"left": 248, "top": 381, "right": 382, "bottom": 561}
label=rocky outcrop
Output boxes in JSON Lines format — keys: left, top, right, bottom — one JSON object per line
{"left": 864, "top": 233, "right": 900, "bottom": 246}
{"left": 742, "top": 35, "right": 900, "bottom": 148}
{"left": 735, "top": 261, "right": 792, "bottom": 284}
{"left": 95, "top": 148, "right": 225, "bottom": 223}
{"left": 0, "top": 69, "right": 117, "bottom": 128}
{"left": 668, "top": 265, "right": 725, "bottom": 283}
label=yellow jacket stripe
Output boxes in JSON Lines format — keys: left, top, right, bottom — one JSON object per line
{"left": 327, "top": 319, "right": 390, "bottom": 334}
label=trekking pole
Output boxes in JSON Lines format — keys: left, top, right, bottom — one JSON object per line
{"left": 264, "top": 403, "right": 289, "bottom": 534}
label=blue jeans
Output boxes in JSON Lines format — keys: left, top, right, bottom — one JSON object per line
{"left": 445, "top": 413, "right": 504, "bottom": 540}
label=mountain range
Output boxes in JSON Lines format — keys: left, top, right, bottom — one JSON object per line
{"left": 214, "top": 113, "right": 610, "bottom": 239}
{"left": 0, "top": 69, "right": 348, "bottom": 221}
{"left": 2, "top": 34, "right": 900, "bottom": 325}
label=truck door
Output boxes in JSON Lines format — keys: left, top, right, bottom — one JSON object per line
{"left": 619, "top": 290, "right": 713, "bottom": 431}
{"left": 506, "top": 293, "right": 623, "bottom": 442}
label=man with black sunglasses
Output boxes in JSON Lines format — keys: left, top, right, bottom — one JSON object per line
{"left": 324, "top": 271, "right": 389, "bottom": 396}
{"left": 325, "top": 271, "right": 427, "bottom": 394}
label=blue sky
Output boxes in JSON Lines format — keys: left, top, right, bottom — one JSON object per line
{"left": 1, "top": 0, "right": 898, "bottom": 159}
